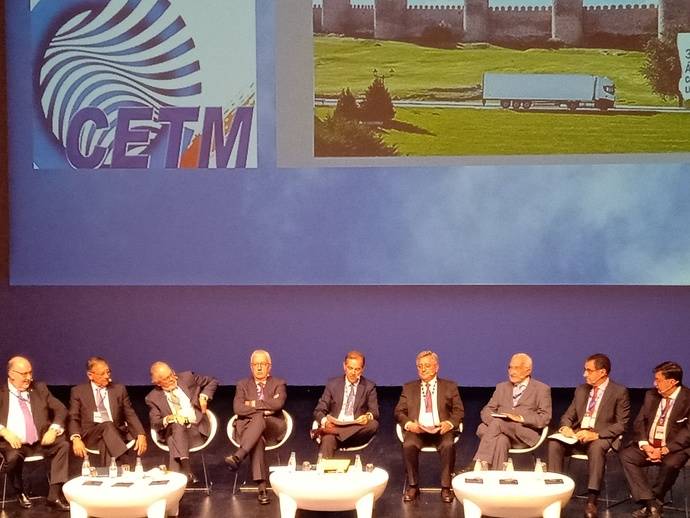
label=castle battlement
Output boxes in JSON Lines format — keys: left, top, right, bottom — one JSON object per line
{"left": 490, "top": 5, "right": 551, "bottom": 12}
{"left": 407, "top": 4, "right": 462, "bottom": 10}
{"left": 351, "top": 4, "right": 374, "bottom": 9}
{"left": 583, "top": 3, "right": 654, "bottom": 9}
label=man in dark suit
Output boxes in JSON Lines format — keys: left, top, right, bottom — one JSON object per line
{"left": 620, "top": 361, "right": 690, "bottom": 518}
{"left": 0, "top": 355, "right": 70, "bottom": 511}
{"left": 311, "top": 350, "right": 379, "bottom": 457}
{"left": 394, "top": 350, "right": 464, "bottom": 504}
{"left": 69, "top": 356, "right": 147, "bottom": 466}
{"left": 145, "top": 361, "right": 218, "bottom": 483}
{"left": 225, "top": 349, "right": 287, "bottom": 505}
{"left": 547, "top": 353, "right": 630, "bottom": 518}
{"left": 473, "top": 353, "right": 552, "bottom": 471}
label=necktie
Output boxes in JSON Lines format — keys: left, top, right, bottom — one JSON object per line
{"left": 424, "top": 382, "right": 433, "bottom": 413}
{"left": 652, "top": 397, "right": 672, "bottom": 447}
{"left": 96, "top": 388, "right": 111, "bottom": 422}
{"left": 586, "top": 386, "right": 599, "bottom": 414}
{"left": 18, "top": 393, "right": 39, "bottom": 444}
{"left": 169, "top": 390, "right": 182, "bottom": 415}
{"left": 512, "top": 383, "right": 525, "bottom": 407}
{"left": 345, "top": 383, "right": 356, "bottom": 416}
{"left": 257, "top": 382, "right": 265, "bottom": 401}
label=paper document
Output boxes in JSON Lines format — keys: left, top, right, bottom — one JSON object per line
{"left": 548, "top": 432, "right": 578, "bottom": 445}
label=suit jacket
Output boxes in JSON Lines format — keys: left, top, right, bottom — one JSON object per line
{"left": 559, "top": 379, "right": 630, "bottom": 444}
{"left": 479, "top": 377, "right": 551, "bottom": 445}
{"left": 0, "top": 381, "right": 67, "bottom": 437}
{"left": 145, "top": 371, "right": 218, "bottom": 438}
{"left": 625, "top": 386, "right": 690, "bottom": 453}
{"left": 313, "top": 375, "right": 379, "bottom": 423}
{"left": 68, "top": 382, "right": 145, "bottom": 439}
{"left": 233, "top": 376, "right": 287, "bottom": 436}
{"left": 394, "top": 378, "right": 464, "bottom": 429}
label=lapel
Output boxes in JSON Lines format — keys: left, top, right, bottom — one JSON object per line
{"left": 411, "top": 380, "right": 422, "bottom": 416}
{"left": 353, "top": 377, "right": 366, "bottom": 411}
{"left": 597, "top": 382, "right": 614, "bottom": 418}
{"left": 333, "top": 377, "right": 346, "bottom": 412}
{"left": 669, "top": 387, "right": 689, "bottom": 423}
{"left": 28, "top": 385, "right": 41, "bottom": 426}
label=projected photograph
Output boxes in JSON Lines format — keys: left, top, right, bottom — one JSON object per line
{"left": 313, "top": 0, "right": 690, "bottom": 157}
{"left": 31, "top": 0, "right": 257, "bottom": 169}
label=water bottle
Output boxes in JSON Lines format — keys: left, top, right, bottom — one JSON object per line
{"left": 473, "top": 459, "right": 482, "bottom": 472}
{"left": 134, "top": 457, "right": 144, "bottom": 477}
{"left": 287, "top": 451, "right": 297, "bottom": 472}
{"left": 316, "top": 453, "right": 324, "bottom": 473}
{"left": 506, "top": 457, "right": 514, "bottom": 472}
{"left": 353, "top": 454, "right": 363, "bottom": 472}
{"left": 81, "top": 458, "right": 91, "bottom": 477}
{"left": 534, "top": 457, "right": 544, "bottom": 473}
{"left": 109, "top": 458, "right": 118, "bottom": 478}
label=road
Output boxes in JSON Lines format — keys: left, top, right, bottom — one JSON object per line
{"left": 315, "top": 97, "right": 689, "bottom": 114}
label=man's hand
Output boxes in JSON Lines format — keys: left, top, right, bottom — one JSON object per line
{"left": 439, "top": 420, "right": 454, "bottom": 434}
{"left": 559, "top": 426, "right": 576, "bottom": 438}
{"left": 405, "top": 421, "right": 423, "bottom": 434}
{"left": 0, "top": 428, "right": 22, "bottom": 449}
{"left": 134, "top": 434, "right": 147, "bottom": 456}
{"left": 198, "top": 395, "right": 208, "bottom": 413}
{"left": 41, "top": 428, "right": 57, "bottom": 446}
{"left": 72, "top": 436, "right": 87, "bottom": 457}
{"left": 504, "top": 413, "right": 524, "bottom": 423}
{"left": 642, "top": 444, "right": 662, "bottom": 462}
{"left": 575, "top": 429, "right": 599, "bottom": 443}
{"left": 244, "top": 400, "right": 256, "bottom": 408}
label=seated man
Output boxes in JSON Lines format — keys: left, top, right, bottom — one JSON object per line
{"left": 311, "top": 350, "right": 379, "bottom": 457}
{"left": 0, "top": 355, "right": 70, "bottom": 511}
{"left": 547, "top": 353, "right": 630, "bottom": 518}
{"left": 395, "top": 350, "right": 464, "bottom": 504}
{"left": 145, "top": 361, "right": 218, "bottom": 483}
{"left": 69, "top": 356, "right": 147, "bottom": 466}
{"left": 473, "top": 353, "right": 551, "bottom": 470}
{"left": 225, "top": 349, "right": 286, "bottom": 505}
{"left": 619, "top": 361, "right": 690, "bottom": 518}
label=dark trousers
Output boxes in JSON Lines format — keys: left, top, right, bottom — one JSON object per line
{"left": 0, "top": 435, "right": 69, "bottom": 492}
{"left": 402, "top": 430, "right": 456, "bottom": 488}
{"left": 161, "top": 423, "right": 204, "bottom": 471}
{"left": 619, "top": 444, "right": 689, "bottom": 502}
{"left": 82, "top": 422, "right": 130, "bottom": 466}
{"left": 547, "top": 437, "right": 615, "bottom": 491}
{"left": 319, "top": 420, "right": 379, "bottom": 458}
{"left": 234, "top": 413, "right": 286, "bottom": 482}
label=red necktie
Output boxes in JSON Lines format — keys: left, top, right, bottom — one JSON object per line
{"left": 587, "top": 386, "right": 599, "bottom": 414}
{"left": 424, "top": 382, "right": 433, "bottom": 413}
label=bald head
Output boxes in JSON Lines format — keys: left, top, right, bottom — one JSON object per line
{"left": 7, "top": 356, "right": 33, "bottom": 391}
{"left": 508, "top": 353, "right": 533, "bottom": 384}
{"left": 150, "top": 361, "right": 177, "bottom": 390}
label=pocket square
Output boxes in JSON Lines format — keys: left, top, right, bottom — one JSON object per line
{"left": 273, "top": 393, "right": 280, "bottom": 399}
{"left": 675, "top": 417, "right": 688, "bottom": 423}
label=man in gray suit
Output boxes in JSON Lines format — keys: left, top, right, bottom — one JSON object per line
{"left": 225, "top": 350, "right": 287, "bottom": 505}
{"left": 145, "top": 361, "right": 218, "bottom": 483}
{"left": 395, "top": 350, "right": 464, "bottom": 504}
{"left": 547, "top": 353, "right": 630, "bottom": 518}
{"left": 473, "top": 353, "right": 552, "bottom": 470}
{"left": 312, "top": 350, "right": 379, "bottom": 457}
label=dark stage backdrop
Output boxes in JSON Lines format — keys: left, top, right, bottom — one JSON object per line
{"left": 1, "top": 3, "right": 689, "bottom": 387}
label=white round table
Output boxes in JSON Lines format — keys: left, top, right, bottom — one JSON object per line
{"left": 63, "top": 471, "right": 187, "bottom": 518}
{"left": 269, "top": 467, "right": 388, "bottom": 518}
{"left": 452, "top": 470, "right": 575, "bottom": 518}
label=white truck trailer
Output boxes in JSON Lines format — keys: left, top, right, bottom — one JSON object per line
{"left": 482, "top": 73, "right": 616, "bottom": 111}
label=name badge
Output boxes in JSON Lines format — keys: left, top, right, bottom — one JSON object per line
{"left": 93, "top": 411, "right": 104, "bottom": 424}
{"left": 654, "top": 426, "right": 665, "bottom": 441}
{"left": 581, "top": 415, "right": 593, "bottom": 430}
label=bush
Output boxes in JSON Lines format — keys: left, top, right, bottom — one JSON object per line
{"left": 419, "top": 21, "right": 457, "bottom": 49}
{"left": 334, "top": 88, "right": 359, "bottom": 120}
{"left": 359, "top": 75, "right": 395, "bottom": 123}
{"left": 314, "top": 115, "right": 398, "bottom": 157}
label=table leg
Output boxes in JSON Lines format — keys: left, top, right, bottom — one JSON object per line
{"left": 277, "top": 494, "right": 298, "bottom": 518}
{"left": 462, "top": 499, "right": 482, "bottom": 518}
{"left": 542, "top": 500, "right": 563, "bottom": 518}
{"left": 69, "top": 501, "right": 88, "bottom": 518}
{"left": 355, "top": 492, "right": 375, "bottom": 518}
{"left": 147, "top": 498, "right": 167, "bottom": 518}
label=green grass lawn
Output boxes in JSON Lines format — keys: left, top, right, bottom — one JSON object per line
{"left": 314, "top": 36, "right": 674, "bottom": 107}
{"left": 315, "top": 106, "right": 690, "bottom": 155}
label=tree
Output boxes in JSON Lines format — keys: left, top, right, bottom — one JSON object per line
{"left": 641, "top": 33, "right": 683, "bottom": 107}
{"left": 334, "top": 88, "right": 359, "bottom": 120}
{"left": 359, "top": 72, "right": 395, "bottom": 123}
{"left": 314, "top": 115, "right": 397, "bottom": 157}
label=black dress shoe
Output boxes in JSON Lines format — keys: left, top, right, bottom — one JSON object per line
{"left": 16, "top": 492, "right": 32, "bottom": 509}
{"left": 187, "top": 472, "right": 199, "bottom": 485}
{"left": 46, "top": 497, "right": 70, "bottom": 512}
{"left": 441, "top": 487, "right": 454, "bottom": 503}
{"left": 631, "top": 506, "right": 651, "bottom": 518}
{"left": 403, "top": 486, "right": 419, "bottom": 502}
{"left": 257, "top": 488, "right": 271, "bottom": 505}
{"left": 584, "top": 500, "right": 598, "bottom": 518}
{"left": 224, "top": 455, "right": 241, "bottom": 471}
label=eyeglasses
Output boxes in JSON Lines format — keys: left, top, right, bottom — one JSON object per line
{"left": 11, "top": 369, "right": 33, "bottom": 378}
{"left": 345, "top": 366, "right": 363, "bottom": 373}
{"left": 583, "top": 368, "right": 601, "bottom": 373}
{"left": 251, "top": 362, "right": 270, "bottom": 368}
{"left": 416, "top": 363, "right": 435, "bottom": 370}
{"left": 155, "top": 372, "right": 177, "bottom": 384}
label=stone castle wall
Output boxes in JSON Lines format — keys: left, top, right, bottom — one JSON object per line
{"left": 317, "top": 0, "right": 687, "bottom": 45}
